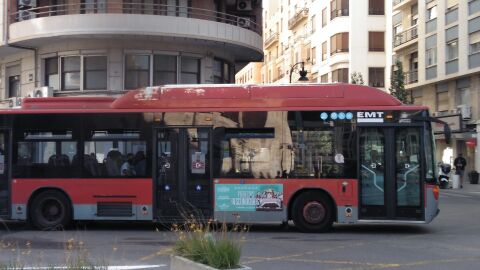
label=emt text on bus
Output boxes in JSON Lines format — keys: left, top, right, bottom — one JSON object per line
{"left": 0, "top": 84, "right": 448, "bottom": 232}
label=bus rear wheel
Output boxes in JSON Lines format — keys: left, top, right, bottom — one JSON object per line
{"left": 292, "top": 191, "right": 334, "bottom": 233}
{"left": 30, "top": 190, "right": 72, "bottom": 230}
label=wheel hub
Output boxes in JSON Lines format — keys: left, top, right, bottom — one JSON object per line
{"left": 303, "top": 201, "right": 326, "bottom": 224}
{"left": 42, "top": 200, "right": 62, "bottom": 222}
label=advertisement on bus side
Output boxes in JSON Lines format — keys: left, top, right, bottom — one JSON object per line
{"left": 215, "top": 184, "right": 284, "bottom": 212}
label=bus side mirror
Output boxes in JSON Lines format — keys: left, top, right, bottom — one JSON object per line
{"left": 444, "top": 124, "right": 451, "bottom": 145}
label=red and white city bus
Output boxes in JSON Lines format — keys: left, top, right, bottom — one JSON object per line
{"left": 0, "top": 84, "right": 448, "bottom": 232}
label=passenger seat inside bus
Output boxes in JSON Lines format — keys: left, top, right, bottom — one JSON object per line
{"left": 48, "top": 154, "right": 71, "bottom": 177}
{"left": 105, "top": 150, "right": 122, "bottom": 176}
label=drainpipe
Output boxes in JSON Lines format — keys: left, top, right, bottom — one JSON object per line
{"left": 4, "top": 0, "right": 38, "bottom": 91}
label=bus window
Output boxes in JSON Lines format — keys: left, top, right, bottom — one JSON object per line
{"left": 214, "top": 128, "right": 282, "bottom": 178}
{"left": 287, "top": 111, "right": 357, "bottom": 179}
{"left": 14, "top": 131, "right": 78, "bottom": 178}
{"left": 84, "top": 131, "right": 147, "bottom": 177}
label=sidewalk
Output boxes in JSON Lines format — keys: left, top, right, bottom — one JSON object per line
{"left": 444, "top": 180, "right": 480, "bottom": 193}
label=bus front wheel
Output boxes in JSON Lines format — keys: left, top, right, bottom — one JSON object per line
{"left": 30, "top": 190, "right": 72, "bottom": 230}
{"left": 292, "top": 191, "right": 334, "bottom": 233}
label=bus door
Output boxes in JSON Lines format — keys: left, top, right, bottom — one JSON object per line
{"left": 359, "top": 126, "right": 424, "bottom": 221}
{"left": 154, "top": 127, "right": 212, "bottom": 222}
{"left": 0, "top": 129, "right": 10, "bottom": 217}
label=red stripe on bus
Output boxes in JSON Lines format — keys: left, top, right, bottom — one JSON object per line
{"left": 11, "top": 178, "right": 153, "bottom": 205}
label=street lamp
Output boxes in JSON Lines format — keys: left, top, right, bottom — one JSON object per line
{"left": 289, "top": 61, "right": 309, "bottom": 83}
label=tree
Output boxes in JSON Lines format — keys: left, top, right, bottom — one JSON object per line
{"left": 350, "top": 72, "right": 364, "bottom": 85}
{"left": 389, "top": 60, "right": 413, "bottom": 104}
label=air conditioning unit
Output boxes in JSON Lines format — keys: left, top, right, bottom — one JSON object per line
{"left": 237, "top": 17, "right": 251, "bottom": 28}
{"left": 18, "top": 0, "right": 37, "bottom": 8}
{"left": 18, "top": 10, "right": 36, "bottom": 21}
{"left": 237, "top": 0, "right": 252, "bottom": 11}
{"left": 449, "top": 108, "right": 459, "bottom": 114}
{"left": 432, "top": 112, "right": 441, "bottom": 117}
{"left": 458, "top": 105, "right": 472, "bottom": 120}
{"left": 28, "top": 86, "right": 53, "bottom": 98}
{"left": 8, "top": 97, "right": 22, "bottom": 108}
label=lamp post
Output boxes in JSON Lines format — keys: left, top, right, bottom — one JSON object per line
{"left": 289, "top": 61, "right": 309, "bottom": 83}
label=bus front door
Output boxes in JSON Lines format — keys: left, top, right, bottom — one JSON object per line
{"left": 0, "top": 130, "right": 10, "bottom": 217}
{"left": 359, "top": 127, "right": 424, "bottom": 221}
{"left": 154, "top": 127, "right": 212, "bottom": 222}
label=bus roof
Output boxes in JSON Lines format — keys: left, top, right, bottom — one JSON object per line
{"left": 14, "top": 84, "right": 427, "bottom": 113}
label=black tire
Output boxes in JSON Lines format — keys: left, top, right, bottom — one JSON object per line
{"left": 30, "top": 190, "right": 72, "bottom": 230}
{"left": 291, "top": 191, "right": 334, "bottom": 233}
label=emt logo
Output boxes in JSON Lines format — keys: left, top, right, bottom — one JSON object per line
{"left": 357, "top": 111, "right": 384, "bottom": 123}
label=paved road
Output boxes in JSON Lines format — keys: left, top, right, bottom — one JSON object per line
{"left": 1, "top": 184, "right": 480, "bottom": 270}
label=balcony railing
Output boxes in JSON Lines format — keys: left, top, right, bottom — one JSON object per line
{"left": 264, "top": 31, "right": 279, "bottom": 48}
{"left": 288, "top": 8, "right": 308, "bottom": 30}
{"left": 10, "top": 1, "right": 261, "bottom": 34}
{"left": 393, "top": 25, "right": 418, "bottom": 48}
{"left": 393, "top": 0, "right": 404, "bottom": 6}
{"left": 405, "top": 70, "right": 418, "bottom": 84}
{"left": 331, "top": 8, "right": 349, "bottom": 20}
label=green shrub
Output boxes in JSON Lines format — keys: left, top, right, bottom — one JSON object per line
{"left": 174, "top": 225, "right": 242, "bottom": 269}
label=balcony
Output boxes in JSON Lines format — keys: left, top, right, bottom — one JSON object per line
{"left": 405, "top": 70, "right": 418, "bottom": 84}
{"left": 264, "top": 31, "right": 279, "bottom": 49}
{"left": 7, "top": 1, "right": 263, "bottom": 61}
{"left": 331, "top": 9, "right": 349, "bottom": 20}
{"left": 393, "top": 25, "right": 418, "bottom": 48}
{"left": 393, "top": 0, "right": 416, "bottom": 10}
{"left": 288, "top": 8, "right": 309, "bottom": 30}
{"left": 393, "top": 0, "right": 405, "bottom": 6}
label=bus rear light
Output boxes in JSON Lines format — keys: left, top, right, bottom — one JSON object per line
{"left": 433, "top": 185, "right": 439, "bottom": 200}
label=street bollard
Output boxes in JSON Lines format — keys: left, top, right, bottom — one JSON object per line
{"left": 452, "top": 174, "right": 460, "bottom": 189}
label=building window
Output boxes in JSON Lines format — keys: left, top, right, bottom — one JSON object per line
{"left": 180, "top": 57, "right": 200, "bottom": 84}
{"left": 446, "top": 39, "right": 458, "bottom": 61}
{"left": 84, "top": 56, "right": 107, "bottom": 90}
{"left": 311, "top": 15, "right": 316, "bottom": 33}
{"left": 368, "top": 67, "right": 384, "bottom": 88}
{"left": 330, "top": 33, "right": 349, "bottom": 55}
{"left": 7, "top": 72, "right": 20, "bottom": 98}
{"left": 45, "top": 57, "right": 59, "bottom": 91}
{"left": 213, "top": 58, "right": 232, "bottom": 84}
{"left": 153, "top": 55, "right": 177, "bottom": 85}
{"left": 332, "top": 68, "right": 348, "bottom": 83}
{"left": 322, "top": 42, "right": 327, "bottom": 61}
{"left": 457, "top": 78, "right": 471, "bottom": 106}
{"left": 61, "top": 56, "right": 81, "bottom": 91}
{"left": 125, "top": 55, "right": 150, "bottom": 89}
{"left": 322, "top": 8, "right": 327, "bottom": 27}
{"left": 470, "top": 0, "right": 480, "bottom": 15}
{"left": 412, "top": 89, "right": 423, "bottom": 105}
{"left": 321, "top": 73, "right": 328, "bottom": 83}
{"left": 369, "top": 0, "right": 384, "bottom": 15}
{"left": 436, "top": 83, "right": 449, "bottom": 112}
{"left": 426, "top": 48, "right": 437, "bottom": 67}
{"left": 411, "top": 4, "right": 418, "bottom": 25}
{"left": 331, "top": 0, "right": 349, "bottom": 20}
{"left": 426, "top": 6, "right": 437, "bottom": 21}
{"left": 369, "top": 32, "right": 385, "bottom": 51}
{"left": 469, "top": 31, "right": 480, "bottom": 55}
{"left": 311, "top": 47, "right": 316, "bottom": 64}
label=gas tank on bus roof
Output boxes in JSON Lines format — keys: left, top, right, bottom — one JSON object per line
{"left": 110, "top": 84, "right": 401, "bottom": 110}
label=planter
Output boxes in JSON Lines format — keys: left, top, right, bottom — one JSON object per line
{"left": 170, "top": 255, "right": 252, "bottom": 270}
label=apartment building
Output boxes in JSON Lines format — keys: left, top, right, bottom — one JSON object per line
{"left": 392, "top": 0, "right": 480, "bottom": 172}
{"left": 258, "top": 0, "right": 388, "bottom": 87}
{"left": 235, "top": 62, "right": 262, "bottom": 83}
{"left": 0, "top": 0, "right": 263, "bottom": 107}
